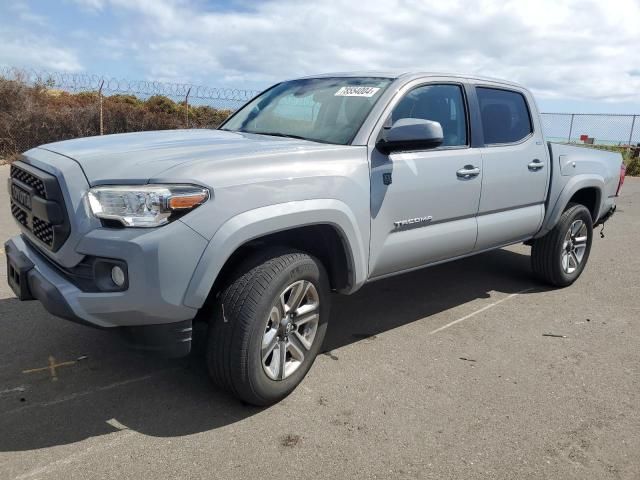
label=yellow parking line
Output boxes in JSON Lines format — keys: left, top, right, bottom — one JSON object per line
{"left": 23, "top": 356, "right": 76, "bottom": 381}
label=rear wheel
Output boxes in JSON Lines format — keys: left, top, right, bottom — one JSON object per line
{"left": 531, "top": 203, "right": 593, "bottom": 287}
{"left": 206, "top": 248, "right": 329, "bottom": 406}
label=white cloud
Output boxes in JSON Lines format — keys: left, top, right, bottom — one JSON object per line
{"left": 69, "top": 0, "right": 106, "bottom": 12}
{"left": 86, "top": 0, "right": 640, "bottom": 101}
{"left": 0, "top": 29, "right": 82, "bottom": 71}
{"left": 7, "top": 0, "right": 640, "bottom": 102}
{"left": 9, "top": 2, "right": 47, "bottom": 26}
{"left": 0, "top": 2, "right": 81, "bottom": 71}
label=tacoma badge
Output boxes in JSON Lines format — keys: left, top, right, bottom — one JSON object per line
{"left": 393, "top": 216, "right": 433, "bottom": 229}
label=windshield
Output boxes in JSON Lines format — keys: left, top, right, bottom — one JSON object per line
{"left": 220, "top": 77, "right": 393, "bottom": 145}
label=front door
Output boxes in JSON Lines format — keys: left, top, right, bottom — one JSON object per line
{"left": 369, "top": 83, "right": 483, "bottom": 278}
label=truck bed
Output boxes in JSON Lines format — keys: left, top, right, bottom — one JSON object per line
{"left": 537, "top": 142, "right": 622, "bottom": 237}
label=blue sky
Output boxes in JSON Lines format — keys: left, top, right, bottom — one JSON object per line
{"left": 1, "top": 0, "right": 639, "bottom": 113}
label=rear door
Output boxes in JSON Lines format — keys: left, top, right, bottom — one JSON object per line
{"left": 472, "top": 85, "right": 549, "bottom": 250}
{"left": 368, "top": 81, "right": 483, "bottom": 278}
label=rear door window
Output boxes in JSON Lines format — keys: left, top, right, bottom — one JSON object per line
{"left": 476, "top": 87, "right": 533, "bottom": 144}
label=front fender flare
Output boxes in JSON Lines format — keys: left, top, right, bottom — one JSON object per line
{"left": 182, "top": 199, "right": 369, "bottom": 308}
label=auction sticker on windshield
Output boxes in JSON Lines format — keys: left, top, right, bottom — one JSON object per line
{"left": 334, "top": 86, "right": 381, "bottom": 97}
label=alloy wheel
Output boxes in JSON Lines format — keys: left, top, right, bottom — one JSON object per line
{"left": 261, "top": 280, "right": 320, "bottom": 380}
{"left": 561, "top": 219, "right": 588, "bottom": 274}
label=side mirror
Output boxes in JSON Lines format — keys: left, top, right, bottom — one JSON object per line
{"left": 377, "top": 118, "right": 444, "bottom": 154}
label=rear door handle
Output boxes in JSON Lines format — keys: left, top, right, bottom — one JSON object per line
{"left": 528, "top": 159, "right": 544, "bottom": 171}
{"left": 456, "top": 165, "right": 481, "bottom": 179}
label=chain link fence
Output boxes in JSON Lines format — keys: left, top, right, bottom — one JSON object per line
{"left": 540, "top": 113, "right": 639, "bottom": 147}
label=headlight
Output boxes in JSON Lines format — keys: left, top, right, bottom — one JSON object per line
{"left": 87, "top": 184, "right": 209, "bottom": 227}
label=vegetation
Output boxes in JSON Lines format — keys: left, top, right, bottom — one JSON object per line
{"left": 0, "top": 76, "right": 232, "bottom": 163}
{"left": 626, "top": 156, "right": 640, "bottom": 176}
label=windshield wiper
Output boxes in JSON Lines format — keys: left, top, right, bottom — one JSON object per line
{"left": 232, "top": 129, "right": 337, "bottom": 145}
{"left": 245, "top": 130, "right": 311, "bottom": 141}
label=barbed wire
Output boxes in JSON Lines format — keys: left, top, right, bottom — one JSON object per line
{"left": 0, "top": 66, "right": 261, "bottom": 103}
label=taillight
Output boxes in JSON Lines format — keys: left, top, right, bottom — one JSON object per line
{"left": 616, "top": 163, "right": 626, "bottom": 196}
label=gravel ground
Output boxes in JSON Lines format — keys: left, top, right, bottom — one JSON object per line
{"left": 0, "top": 163, "right": 638, "bottom": 480}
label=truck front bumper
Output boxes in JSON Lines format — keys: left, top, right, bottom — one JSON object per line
{"left": 5, "top": 220, "right": 208, "bottom": 357}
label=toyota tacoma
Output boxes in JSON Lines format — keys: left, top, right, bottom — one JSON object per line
{"left": 5, "top": 72, "right": 625, "bottom": 405}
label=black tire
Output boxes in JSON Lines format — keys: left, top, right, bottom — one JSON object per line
{"left": 206, "top": 248, "right": 330, "bottom": 406}
{"left": 531, "top": 203, "right": 593, "bottom": 287}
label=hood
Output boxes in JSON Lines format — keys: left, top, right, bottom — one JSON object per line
{"left": 35, "top": 129, "right": 338, "bottom": 185}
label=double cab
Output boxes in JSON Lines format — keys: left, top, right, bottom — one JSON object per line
{"left": 6, "top": 72, "right": 625, "bottom": 405}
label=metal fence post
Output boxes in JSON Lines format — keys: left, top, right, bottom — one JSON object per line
{"left": 567, "top": 114, "right": 575, "bottom": 143}
{"left": 629, "top": 115, "right": 637, "bottom": 149}
{"left": 98, "top": 80, "right": 105, "bottom": 136}
{"left": 184, "top": 87, "right": 192, "bottom": 128}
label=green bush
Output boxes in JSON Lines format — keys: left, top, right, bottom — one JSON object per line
{"left": 109, "top": 94, "right": 143, "bottom": 106}
{"left": 626, "top": 156, "right": 640, "bottom": 176}
{"left": 146, "top": 95, "right": 178, "bottom": 114}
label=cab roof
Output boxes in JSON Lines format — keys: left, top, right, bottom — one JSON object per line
{"left": 295, "top": 71, "right": 527, "bottom": 90}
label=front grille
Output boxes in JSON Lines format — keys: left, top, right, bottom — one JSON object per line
{"left": 11, "top": 203, "right": 27, "bottom": 226}
{"left": 32, "top": 216, "right": 54, "bottom": 247}
{"left": 10, "top": 165, "right": 46, "bottom": 198}
{"left": 9, "top": 161, "right": 70, "bottom": 252}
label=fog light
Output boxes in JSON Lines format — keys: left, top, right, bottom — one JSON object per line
{"left": 111, "top": 266, "right": 126, "bottom": 287}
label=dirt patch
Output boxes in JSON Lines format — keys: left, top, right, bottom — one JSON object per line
{"left": 280, "top": 434, "right": 301, "bottom": 447}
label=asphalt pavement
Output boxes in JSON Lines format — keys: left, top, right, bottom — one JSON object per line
{"left": 0, "top": 163, "right": 638, "bottom": 479}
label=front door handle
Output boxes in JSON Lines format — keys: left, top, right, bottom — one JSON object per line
{"left": 456, "top": 165, "right": 481, "bottom": 179}
{"left": 528, "top": 159, "right": 544, "bottom": 171}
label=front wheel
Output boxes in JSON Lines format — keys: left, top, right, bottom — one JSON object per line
{"left": 531, "top": 203, "right": 593, "bottom": 287}
{"left": 206, "top": 248, "right": 330, "bottom": 406}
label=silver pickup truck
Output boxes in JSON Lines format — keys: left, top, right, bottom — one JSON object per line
{"left": 5, "top": 72, "right": 626, "bottom": 405}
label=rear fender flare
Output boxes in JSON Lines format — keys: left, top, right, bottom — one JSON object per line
{"left": 536, "top": 174, "right": 604, "bottom": 238}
